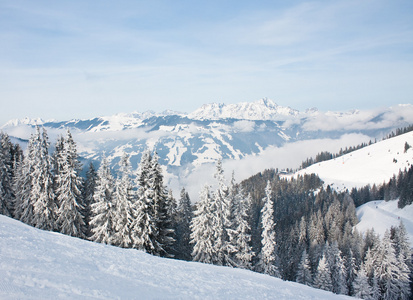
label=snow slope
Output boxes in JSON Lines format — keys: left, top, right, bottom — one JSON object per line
{"left": 295, "top": 131, "right": 413, "bottom": 192}
{"left": 0, "top": 216, "right": 351, "bottom": 300}
{"left": 356, "top": 200, "right": 413, "bottom": 248}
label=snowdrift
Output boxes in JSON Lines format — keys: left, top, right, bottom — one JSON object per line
{"left": 0, "top": 215, "right": 351, "bottom": 299}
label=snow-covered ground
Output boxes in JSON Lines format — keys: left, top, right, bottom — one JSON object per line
{"left": 0, "top": 216, "right": 351, "bottom": 300}
{"left": 295, "top": 131, "right": 413, "bottom": 192}
{"left": 356, "top": 200, "right": 413, "bottom": 247}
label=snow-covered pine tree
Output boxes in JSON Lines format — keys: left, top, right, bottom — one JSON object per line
{"left": 131, "top": 150, "right": 158, "bottom": 253}
{"left": 373, "top": 230, "right": 400, "bottom": 300}
{"left": 230, "top": 191, "right": 254, "bottom": 269}
{"left": 112, "top": 153, "right": 134, "bottom": 248}
{"left": 296, "top": 249, "right": 312, "bottom": 286}
{"left": 353, "top": 264, "right": 373, "bottom": 299}
{"left": 175, "top": 187, "right": 193, "bottom": 261}
{"left": 164, "top": 188, "right": 177, "bottom": 255}
{"left": 325, "top": 241, "right": 348, "bottom": 295}
{"left": 0, "top": 132, "right": 16, "bottom": 216}
{"left": 211, "top": 159, "right": 232, "bottom": 266}
{"left": 89, "top": 154, "right": 116, "bottom": 245}
{"left": 313, "top": 253, "right": 333, "bottom": 292}
{"left": 345, "top": 249, "right": 357, "bottom": 296}
{"left": 190, "top": 184, "right": 215, "bottom": 264}
{"left": 148, "top": 152, "right": 174, "bottom": 256}
{"left": 388, "top": 223, "right": 411, "bottom": 300}
{"left": 256, "top": 180, "right": 280, "bottom": 277}
{"left": 13, "top": 132, "right": 37, "bottom": 224}
{"left": 81, "top": 162, "right": 98, "bottom": 237}
{"left": 131, "top": 151, "right": 174, "bottom": 256}
{"left": 55, "top": 130, "right": 85, "bottom": 238}
{"left": 31, "top": 127, "right": 57, "bottom": 231}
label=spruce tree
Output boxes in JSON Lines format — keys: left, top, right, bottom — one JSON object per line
{"left": 0, "top": 132, "right": 15, "bottom": 216}
{"left": 31, "top": 127, "right": 57, "bottom": 231}
{"left": 175, "top": 188, "right": 193, "bottom": 261}
{"left": 211, "top": 159, "right": 232, "bottom": 266}
{"left": 55, "top": 130, "right": 85, "bottom": 238}
{"left": 325, "top": 241, "right": 348, "bottom": 295}
{"left": 190, "top": 184, "right": 215, "bottom": 264}
{"left": 296, "top": 249, "right": 312, "bottom": 286}
{"left": 14, "top": 133, "right": 36, "bottom": 225}
{"left": 353, "top": 265, "right": 373, "bottom": 299}
{"left": 81, "top": 162, "right": 98, "bottom": 238}
{"left": 89, "top": 155, "right": 116, "bottom": 244}
{"left": 231, "top": 192, "right": 254, "bottom": 269}
{"left": 112, "top": 153, "right": 134, "bottom": 248}
{"left": 256, "top": 181, "right": 280, "bottom": 277}
{"left": 131, "top": 151, "right": 174, "bottom": 256}
{"left": 313, "top": 254, "right": 333, "bottom": 292}
{"left": 131, "top": 151, "right": 158, "bottom": 253}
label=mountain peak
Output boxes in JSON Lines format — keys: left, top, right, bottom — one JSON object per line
{"left": 1, "top": 117, "right": 47, "bottom": 128}
{"left": 188, "top": 98, "right": 299, "bottom": 120}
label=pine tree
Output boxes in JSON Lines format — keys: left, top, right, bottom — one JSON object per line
{"left": 31, "top": 127, "right": 57, "bottom": 231}
{"left": 190, "top": 184, "right": 215, "bottom": 264}
{"left": 148, "top": 152, "right": 174, "bottom": 256}
{"left": 175, "top": 188, "right": 193, "bottom": 261}
{"left": 353, "top": 264, "right": 373, "bottom": 299}
{"left": 256, "top": 181, "right": 280, "bottom": 277}
{"left": 345, "top": 249, "right": 357, "bottom": 296}
{"left": 211, "top": 159, "right": 232, "bottom": 266}
{"left": 0, "top": 132, "right": 15, "bottom": 216}
{"left": 296, "top": 249, "right": 312, "bottom": 286}
{"left": 55, "top": 130, "right": 85, "bottom": 238}
{"left": 131, "top": 151, "right": 174, "bottom": 256}
{"left": 313, "top": 254, "right": 333, "bottom": 292}
{"left": 14, "top": 133, "right": 36, "bottom": 225}
{"left": 112, "top": 153, "right": 134, "bottom": 248}
{"left": 230, "top": 192, "right": 254, "bottom": 269}
{"left": 131, "top": 151, "right": 158, "bottom": 253}
{"left": 81, "top": 162, "right": 97, "bottom": 238}
{"left": 325, "top": 241, "right": 348, "bottom": 295}
{"left": 373, "top": 230, "right": 400, "bottom": 300}
{"left": 89, "top": 155, "right": 116, "bottom": 244}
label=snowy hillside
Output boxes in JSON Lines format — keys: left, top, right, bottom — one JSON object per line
{"left": 356, "top": 200, "right": 413, "bottom": 247}
{"left": 295, "top": 131, "right": 413, "bottom": 192}
{"left": 0, "top": 216, "right": 351, "bottom": 300}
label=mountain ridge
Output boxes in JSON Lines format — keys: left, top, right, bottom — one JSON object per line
{"left": 2, "top": 99, "right": 412, "bottom": 200}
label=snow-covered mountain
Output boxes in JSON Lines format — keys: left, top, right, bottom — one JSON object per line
{"left": 2, "top": 99, "right": 412, "bottom": 198}
{"left": 0, "top": 215, "right": 351, "bottom": 299}
{"left": 188, "top": 98, "right": 300, "bottom": 120}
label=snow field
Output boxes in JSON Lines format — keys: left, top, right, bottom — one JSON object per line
{"left": 0, "top": 215, "right": 351, "bottom": 299}
{"left": 296, "top": 132, "right": 413, "bottom": 192}
{"left": 356, "top": 200, "right": 413, "bottom": 247}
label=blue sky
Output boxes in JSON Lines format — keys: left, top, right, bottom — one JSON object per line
{"left": 1, "top": 0, "right": 412, "bottom": 124}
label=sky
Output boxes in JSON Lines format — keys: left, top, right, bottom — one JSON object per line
{"left": 0, "top": 0, "right": 412, "bottom": 125}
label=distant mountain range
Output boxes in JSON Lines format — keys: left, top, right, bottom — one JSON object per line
{"left": 2, "top": 99, "right": 413, "bottom": 193}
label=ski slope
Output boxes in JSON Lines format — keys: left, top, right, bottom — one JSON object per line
{"left": 356, "top": 200, "right": 413, "bottom": 247}
{"left": 0, "top": 216, "right": 351, "bottom": 300}
{"left": 295, "top": 132, "right": 413, "bottom": 192}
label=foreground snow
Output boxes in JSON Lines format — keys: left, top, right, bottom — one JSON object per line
{"left": 356, "top": 199, "right": 413, "bottom": 247}
{"left": 0, "top": 216, "right": 351, "bottom": 299}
